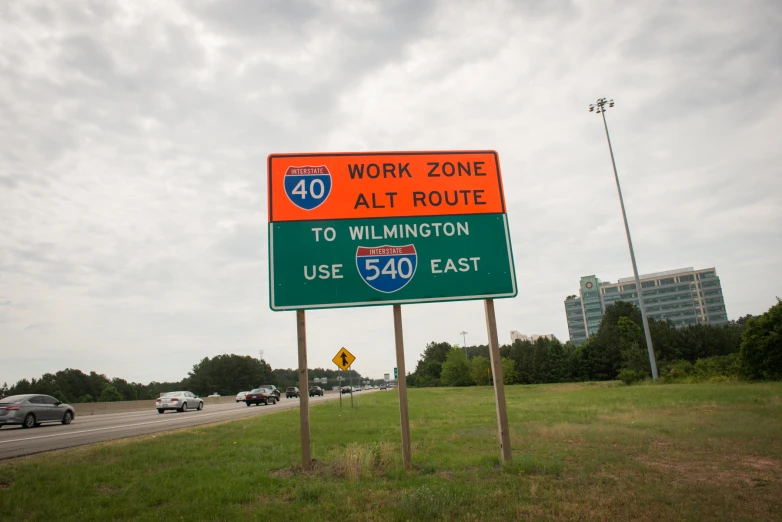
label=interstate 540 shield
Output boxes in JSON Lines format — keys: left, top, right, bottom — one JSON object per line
{"left": 267, "top": 151, "right": 517, "bottom": 311}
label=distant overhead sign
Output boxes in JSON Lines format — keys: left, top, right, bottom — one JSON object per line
{"left": 268, "top": 151, "right": 517, "bottom": 310}
{"left": 332, "top": 347, "right": 356, "bottom": 371}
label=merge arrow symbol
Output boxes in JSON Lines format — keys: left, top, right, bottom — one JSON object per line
{"left": 340, "top": 352, "right": 349, "bottom": 367}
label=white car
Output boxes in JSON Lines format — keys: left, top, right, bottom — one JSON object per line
{"left": 155, "top": 391, "right": 204, "bottom": 414}
{"left": 235, "top": 391, "right": 248, "bottom": 403}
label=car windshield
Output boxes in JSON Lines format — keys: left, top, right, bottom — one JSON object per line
{"left": 0, "top": 395, "right": 28, "bottom": 404}
{"left": 250, "top": 388, "right": 267, "bottom": 394}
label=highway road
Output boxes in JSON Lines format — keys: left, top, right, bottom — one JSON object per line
{"left": 0, "top": 391, "right": 356, "bottom": 460}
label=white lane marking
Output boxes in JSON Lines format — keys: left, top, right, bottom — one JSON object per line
{"left": 0, "top": 395, "right": 337, "bottom": 445}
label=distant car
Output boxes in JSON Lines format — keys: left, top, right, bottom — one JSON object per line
{"left": 156, "top": 391, "right": 204, "bottom": 413}
{"left": 235, "top": 391, "right": 248, "bottom": 403}
{"left": 341, "top": 386, "right": 352, "bottom": 394}
{"left": 245, "top": 387, "right": 278, "bottom": 406}
{"left": 379, "top": 384, "right": 387, "bottom": 390}
{"left": 259, "top": 385, "right": 281, "bottom": 400}
{"left": 309, "top": 386, "right": 324, "bottom": 397}
{"left": 0, "top": 394, "right": 75, "bottom": 429}
{"left": 207, "top": 393, "right": 221, "bottom": 397}
{"left": 286, "top": 387, "right": 300, "bottom": 399}
{"left": 354, "top": 386, "right": 361, "bottom": 392}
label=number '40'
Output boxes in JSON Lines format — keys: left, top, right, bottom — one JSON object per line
{"left": 292, "top": 179, "right": 326, "bottom": 199}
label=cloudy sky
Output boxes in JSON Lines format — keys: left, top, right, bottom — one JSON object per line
{"left": 1, "top": 0, "right": 780, "bottom": 386}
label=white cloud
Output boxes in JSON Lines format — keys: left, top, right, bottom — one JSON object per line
{"left": 1, "top": 0, "right": 780, "bottom": 385}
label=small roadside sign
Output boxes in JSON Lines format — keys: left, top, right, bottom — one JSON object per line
{"left": 332, "top": 347, "right": 356, "bottom": 371}
{"left": 384, "top": 373, "right": 390, "bottom": 381}
{"left": 394, "top": 367, "right": 398, "bottom": 379}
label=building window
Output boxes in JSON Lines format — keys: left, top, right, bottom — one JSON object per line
{"left": 698, "top": 272, "right": 715, "bottom": 279}
{"left": 622, "top": 284, "right": 636, "bottom": 291}
{"left": 603, "top": 287, "right": 618, "bottom": 293}
{"left": 641, "top": 281, "right": 656, "bottom": 288}
{"left": 679, "top": 274, "right": 695, "bottom": 282}
{"left": 660, "top": 278, "right": 675, "bottom": 285}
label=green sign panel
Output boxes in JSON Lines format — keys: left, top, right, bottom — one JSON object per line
{"left": 394, "top": 367, "right": 398, "bottom": 379}
{"left": 269, "top": 214, "right": 516, "bottom": 310}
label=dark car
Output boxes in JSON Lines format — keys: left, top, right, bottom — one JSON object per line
{"left": 0, "top": 394, "right": 75, "bottom": 429}
{"left": 259, "top": 385, "right": 281, "bottom": 400}
{"left": 309, "top": 386, "right": 324, "bottom": 397}
{"left": 286, "top": 387, "right": 300, "bottom": 399}
{"left": 341, "top": 386, "right": 352, "bottom": 394}
{"left": 245, "top": 388, "right": 278, "bottom": 406}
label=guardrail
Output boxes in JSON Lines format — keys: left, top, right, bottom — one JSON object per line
{"left": 72, "top": 390, "right": 340, "bottom": 416}
{"left": 73, "top": 396, "right": 238, "bottom": 416}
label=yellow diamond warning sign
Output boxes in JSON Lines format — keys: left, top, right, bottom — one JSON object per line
{"left": 332, "top": 347, "right": 356, "bottom": 371}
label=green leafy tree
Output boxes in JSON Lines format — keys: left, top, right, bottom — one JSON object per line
{"left": 410, "top": 341, "right": 453, "bottom": 387}
{"left": 188, "top": 354, "right": 276, "bottom": 396}
{"left": 0, "top": 382, "right": 8, "bottom": 399}
{"left": 500, "top": 357, "right": 517, "bottom": 385}
{"left": 589, "top": 301, "right": 644, "bottom": 380}
{"left": 470, "top": 356, "right": 491, "bottom": 385}
{"left": 440, "top": 349, "right": 472, "bottom": 387}
{"left": 618, "top": 316, "right": 651, "bottom": 377}
{"left": 98, "top": 383, "right": 124, "bottom": 402}
{"left": 740, "top": 299, "right": 782, "bottom": 380}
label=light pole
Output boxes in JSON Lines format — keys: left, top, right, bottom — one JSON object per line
{"left": 589, "top": 98, "right": 659, "bottom": 380}
{"left": 459, "top": 331, "right": 468, "bottom": 353}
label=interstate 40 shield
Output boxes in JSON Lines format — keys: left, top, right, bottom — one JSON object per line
{"left": 283, "top": 165, "right": 332, "bottom": 211}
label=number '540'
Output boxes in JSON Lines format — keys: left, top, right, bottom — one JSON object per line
{"left": 362, "top": 258, "right": 414, "bottom": 280}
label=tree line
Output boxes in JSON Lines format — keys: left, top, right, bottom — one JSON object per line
{"left": 408, "top": 298, "right": 781, "bottom": 387}
{"left": 0, "top": 354, "right": 370, "bottom": 403}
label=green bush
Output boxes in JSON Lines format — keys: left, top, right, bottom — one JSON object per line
{"left": 694, "top": 353, "right": 741, "bottom": 380}
{"left": 660, "top": 359, "right": 695, "bottom": 382}
{"left": 659, "top": 354, "right": 740, "bottom": 383}
{"left": 618, "top": 369, "right": 646, "bottom": 385}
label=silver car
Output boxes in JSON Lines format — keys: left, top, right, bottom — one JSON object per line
{"left": 155, "top": 391, "right": 204, "bottom": 414}
{"left": 0, "top": 394, "right": 75, "bottom": 429}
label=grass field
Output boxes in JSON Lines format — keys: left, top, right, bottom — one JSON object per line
{"left": 1, "top": 382, "right": 781, "bottom": 521}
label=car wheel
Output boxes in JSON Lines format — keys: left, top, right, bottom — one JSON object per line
{"left": 180, "top": 402, "right": 188, "bottom": 413}
{"left": 197, "top": 402, "right": 203, "bottom": 411}
{"left": 22, "top": 413, "right": 35, "bottom": 429}
{"left": 62, "top": 411, "right": 73, "bottom": 425}
{"left": 245, "top": 401, "right": 251, "bottom": 407}
{"left": 158, "top": 409, "right": 165, "bottom": 414}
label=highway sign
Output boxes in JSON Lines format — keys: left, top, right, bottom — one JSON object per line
{"left": 268, "top": 151, "right": 517, "bottom": 310}
{"left": 384, "top": 373, "right": 390, "bottom": 381}
{"left": 394, "top": 367, "right": 398, "bottom": 379}
{"left": 332, "top": 347, "right": 355, "bottom": 371}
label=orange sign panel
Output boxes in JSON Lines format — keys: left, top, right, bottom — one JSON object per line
{"left": 267, "top": 151, "right": 506, "bottom": 222}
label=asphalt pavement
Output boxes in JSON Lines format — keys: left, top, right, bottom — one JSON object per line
{"left": 0, "top": 391, "right": 359, "bottom": 459}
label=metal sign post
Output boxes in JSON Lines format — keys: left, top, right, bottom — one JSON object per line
{"left": 393, "top": 305, "right": 412, "bottom": 469}
{"left": 296, "top": 310, "right": 312, "bottom": 470}
{"left": 484, "top": 299, "right": 512, "bottom": 464}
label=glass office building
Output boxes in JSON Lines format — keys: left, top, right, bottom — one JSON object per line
{"left": 564, "top": 267, "right": 728, "bottom": 345}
